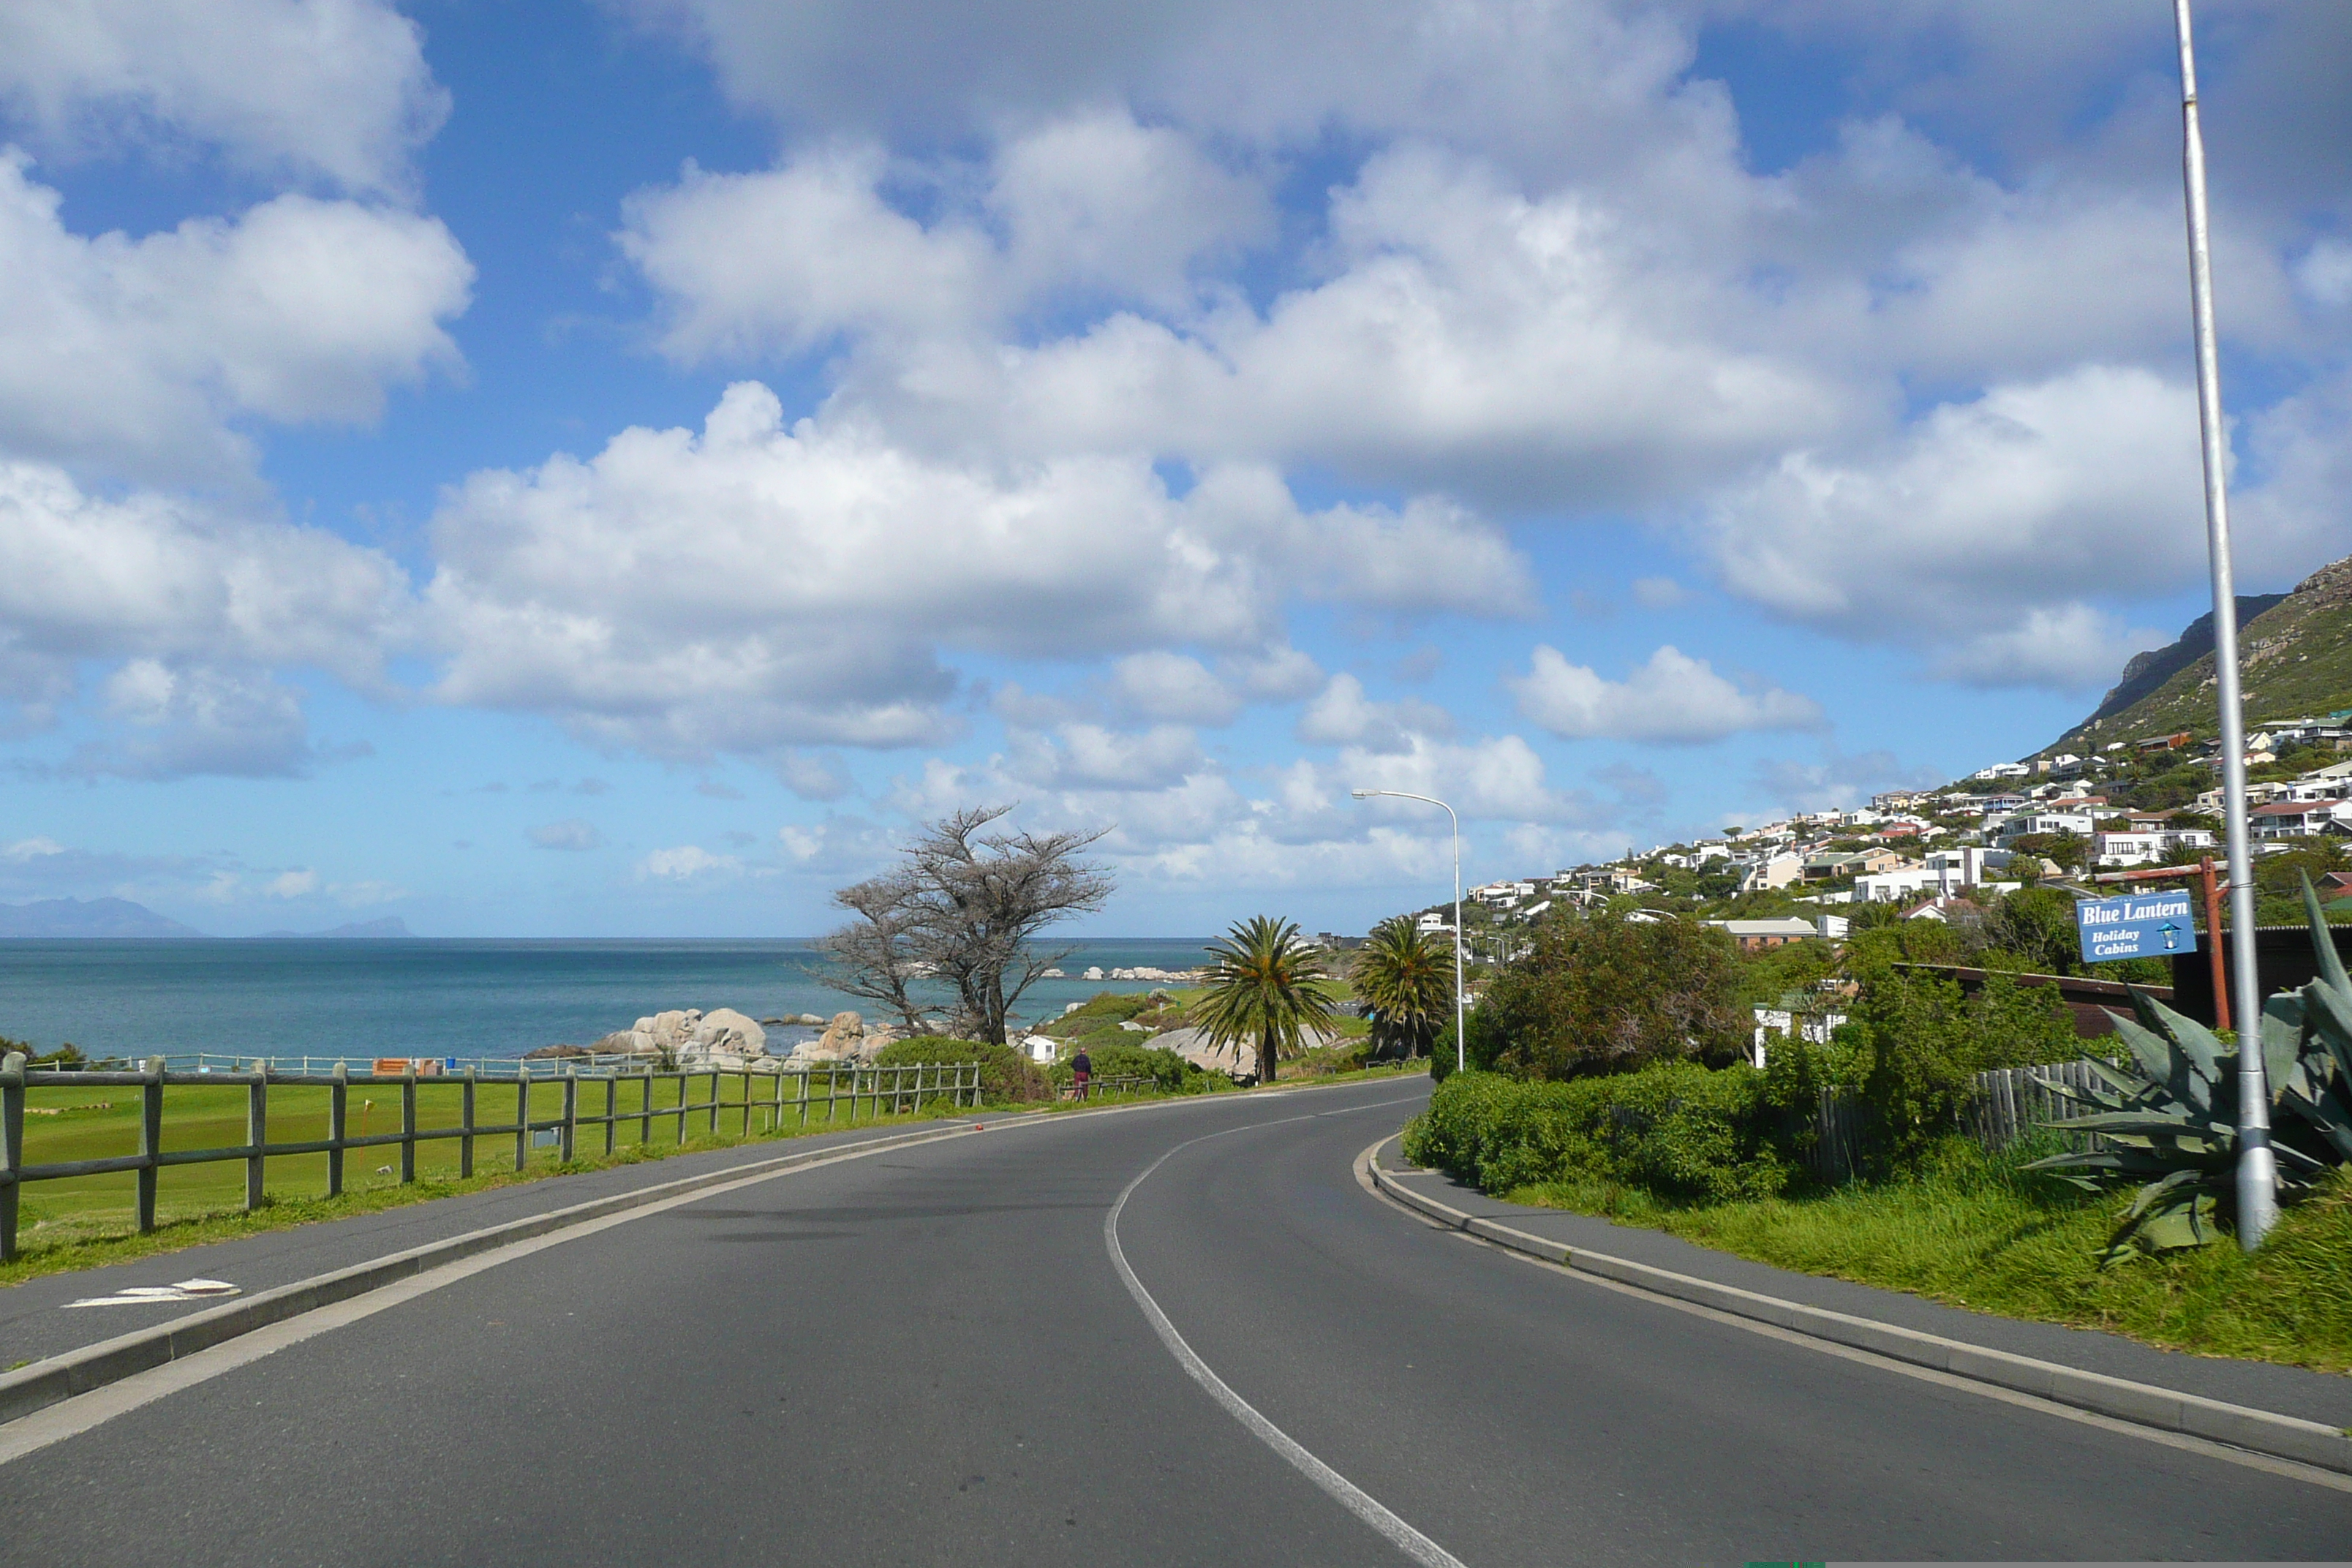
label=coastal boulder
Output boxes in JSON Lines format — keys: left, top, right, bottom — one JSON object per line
{"left": 690, "top": 1008, "right": 767, "bottom": 1058}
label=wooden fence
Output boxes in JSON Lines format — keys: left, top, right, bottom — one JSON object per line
{"left": 1804, "top": 1060, "right": 2111, "bottom": 1184}
{"left": 0, "top": 1055, "right": 985, "bottom": 1262}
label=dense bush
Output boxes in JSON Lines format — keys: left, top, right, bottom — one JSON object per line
{"left": 868, "top": 1039, "right": 1052, "bottom": 1105}
{"left": 1837, "top": 962, "right": 2082, "bottom": 1169}
{"left": 1402, "top": 1064, "right": 1803, "bottom": 1203}
{"left": 1049, "top": 1041, "right": 1224, "bottom": 1094}
{"left": 1471, "top": 914, "right": 1747, "bottom": 1081}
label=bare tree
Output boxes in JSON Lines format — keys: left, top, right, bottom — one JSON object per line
{"left": 817, "top": 805, "right": 1115, "bottom": 1045}
{"left": 814, "top": 873, "right": 939, "bottom": 1036}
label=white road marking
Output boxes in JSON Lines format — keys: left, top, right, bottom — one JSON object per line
{"left": 0, "top": 1133, "right": 983, "bottom": 1466}
{"left": 1105, "top": 1096, "right": 1466, "bottom": 1568}
{"left": 62, "top": 1279, "right": 241, "bottom": 1308}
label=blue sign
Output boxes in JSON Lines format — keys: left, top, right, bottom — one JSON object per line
{"left": 2076, "top": 891, "right": 2198, "bottom": 963}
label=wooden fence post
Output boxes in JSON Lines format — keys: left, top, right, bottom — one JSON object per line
{"left": 137, "top": 1057, "right": 164, "bottom": 1234}
{"left": 827, "top": 1066, "right": 839, "bottom": 1123}
{"left": 328, "top": 1063, "right": 347, "bottom": 1196}
{"left": 514, "top": 1073, "right": 529, "bottom": 1172}
{"left": 460, "top": 1066, "right": 476, "bottom": 1180}
{"left": 561, "top": 1066, "right": 578, "bottom": 1163}
{"left": 605, "top": 1072, "right": 618, "bottom": 1157}
{"left": 770, "top": 1068, "right": 784, "bottom": 1134}
{"left": 798, "top": 1068, "right": 810, "bottom": 1128}
{"left": 245, "top": 1064, "right": 268, "bottom": 1213}
{"left": 707, "top": 1069, "right": 722, "bottom": 1136}
{"left": 1, "top": 1050, "right": 24, "bottom": 1262}
{"left": 400, "top": 1064, "right": 418, "bottom": 1185}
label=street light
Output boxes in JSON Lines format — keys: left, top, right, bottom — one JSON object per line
{"left": 2173, "top": 0, "right": 2275, "bottom": 1248}
{"left": 1351, "top": 788, "right": 1466, "bottom": 1074}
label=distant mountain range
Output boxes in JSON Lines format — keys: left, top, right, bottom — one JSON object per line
{"left": 0, "top": 900, "right": 416, "bottom": 938}
{"left": 252, "top": 917, "right": 414, "bottom": 938}
{"left": 2045, "top": 553, "right": 2352, "bottom": 755}
{"left": 0, "top": 897, "right": 206, "bottom": 938}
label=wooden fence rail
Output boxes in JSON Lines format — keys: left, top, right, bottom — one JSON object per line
{"left": 0, "top": 1055, "right": 991, "bottom": 1262}
{"left": 1804, "top": 1060, "right": 2111, "bottom": 1185}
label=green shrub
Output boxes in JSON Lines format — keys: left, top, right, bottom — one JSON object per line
{"left": 1472, "top": 914, "right": 1747, "bottom": 1079}
{"left": 1049, "top": 1041, "right": 1221, "bottom": 1094}
{"left": 1403, "top": 1064, "right": 1797, "bottom": 1203}
{"left": 869, "top": 1038, "right": 1052, "bottom": 1105}
{"left": 1839, "top": 967, "right": 2080, "bottom": 1170}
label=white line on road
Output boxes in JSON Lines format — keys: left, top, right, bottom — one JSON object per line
{"left": 1105, "top": 1096, "right": 1466, "bottom": 1568}
{"left": 0, "top": 1134, "right": 975, "bottom": 1467}
{"left": 62, "top": 1279, "right": 241, "bottom": 1308}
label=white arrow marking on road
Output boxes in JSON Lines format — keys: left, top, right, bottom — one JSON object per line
{"left": 63, "top": 1279, "right": 241, "bottom": 1308}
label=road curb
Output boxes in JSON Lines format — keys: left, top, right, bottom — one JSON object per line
{"left": 1359, "top": 1142, "right": 2352, "bottom": 1477}
{"left": 0, "top": 1120, "right": 976, "bottom": 1428}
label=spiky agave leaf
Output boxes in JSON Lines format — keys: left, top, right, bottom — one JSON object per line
{"left": 2029, "top": 875, "right": 2352, "bottom": 1262}
{"left": 2028, "top": 998, "right": 2239, "bottom": 1262}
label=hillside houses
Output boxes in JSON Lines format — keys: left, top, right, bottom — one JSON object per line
{"left": 1399, "top": 720, "right": 2352, "bottom": 961}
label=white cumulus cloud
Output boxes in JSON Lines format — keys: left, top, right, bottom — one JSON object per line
{"left": 529, "top": 819, "right": 603, "bottom": 852}
{"left": 423, "top": 382, "right": 1529, "bottom": 758}
{"left": 639, "top": 845, "right": 741, "bottom": 880}
{"left": 0, "top": 0, "right": 447, "bottom": 194}
{"left": 1509, "top": 644, "right": 1823, "bottom": 745}
{"left": 0, "top": 153, "right": 473, "bottom": 481}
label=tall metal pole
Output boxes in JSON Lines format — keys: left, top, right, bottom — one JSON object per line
{"left": 2174, "top": 0, "right": 2274, "bottom": 1248}
{"left": 1353, "top": 789, "right": 1467, "bottom": 1072}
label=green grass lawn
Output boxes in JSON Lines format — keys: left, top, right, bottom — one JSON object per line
{"left": 3, "top": 1066, "right": 1417, "bottom": 1289}
{"left": 1503, "top": 1140, "right": 2352, "bottom": 1375}
{"left": 11, "top": 1070, "right": 933, "bottom": 1241}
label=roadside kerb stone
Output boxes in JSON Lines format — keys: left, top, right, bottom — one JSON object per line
{"left": 1362, "top": 1146, "right": 2352, "bottom": 1477}
{"left": 0, "top": 1120, "right": 975, "bottom": 1428}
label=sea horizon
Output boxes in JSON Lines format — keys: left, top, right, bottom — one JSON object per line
{"left": 0, "top": 936, "right": 1221, "bottom": 1061}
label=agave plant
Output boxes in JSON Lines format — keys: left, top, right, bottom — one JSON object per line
{"left": 2029, "top": 875, "right": 2351, "bottom": 1261}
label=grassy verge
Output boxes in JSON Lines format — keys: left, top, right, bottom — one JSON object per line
{"left": 1, "top": 1094, "right": 976, "bottom": 1292}
{"left": 1502, "top": 1139, "right": 2352, "bottom": 1375}
{"left": 4, "top": 1065, "right": 1423, "bottom": 1291}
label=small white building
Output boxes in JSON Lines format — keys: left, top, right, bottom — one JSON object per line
{"left": 1738, "top": 853, "right": 1806, "bottom": 892}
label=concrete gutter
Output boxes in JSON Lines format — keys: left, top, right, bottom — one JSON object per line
{"left": 1360, "top": 1146, "right": 2352, "bottom": 1477}
{"left": 0, "top": 1120, "right": 976, "bottom": 1427}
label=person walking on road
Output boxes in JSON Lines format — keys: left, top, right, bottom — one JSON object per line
{"left": 1071, "top": 1047, "right": 1091, "bottom": 1100}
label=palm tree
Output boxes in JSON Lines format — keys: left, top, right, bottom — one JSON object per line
{"left": 1195, "top": 916, "right": 1341, "bottom": 1085}
{"left": 1352, "top": 916, "right": 1450, "bottom": 1060}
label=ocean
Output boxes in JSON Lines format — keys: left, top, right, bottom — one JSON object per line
{"left": 0, "top": 938, "right": 1218, "bottom": 1062}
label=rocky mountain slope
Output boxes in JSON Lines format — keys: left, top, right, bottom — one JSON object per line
{"left": 0, "top": 897, "right": 205, "bottom": 937}
{"left": 2046, "top": 554, "right": 2352, "bottom": 754}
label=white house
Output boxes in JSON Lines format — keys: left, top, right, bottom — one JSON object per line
{"left": 2094, "top": 832, "right": 2168, "bottom": 867}
{"left": 1997, "top": 812, "right": 2095, "bottom": 844}
{"left": 1706, "top": 917, "right": 1820, "bottom": 953}
{"left": 1852, "top": 864, "right": 1942, "bottom": 903}
{"left": 1738, "top": 853, "right": 1806, "bottom": 892}
{"left": 1922, "top": 846, "right": 2012, "bottom": 887}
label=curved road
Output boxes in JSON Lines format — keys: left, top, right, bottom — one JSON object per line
{"left": 5, "top": 1078, "right": 2348, "bottom": 1564}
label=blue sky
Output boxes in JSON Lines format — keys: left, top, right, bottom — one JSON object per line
{"left": 1, "top": 1, "right": 2347, "bottom": 937}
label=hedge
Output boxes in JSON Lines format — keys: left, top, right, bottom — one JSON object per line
{"left": 868, "top": 1039, "right": 1052, "bottom": 1105}
{"left": 1401, "top": 1064, "right": 1801, "bottom": 1203}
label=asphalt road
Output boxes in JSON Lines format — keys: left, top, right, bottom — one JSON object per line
{"left": 4, "top": 1077, "right": 2348, "bottom": 1565}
